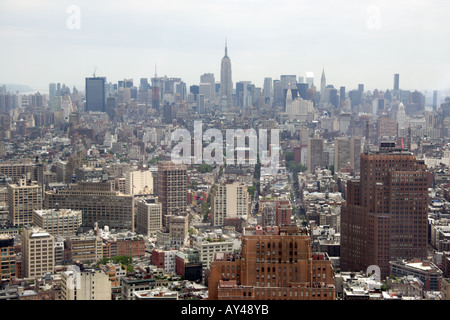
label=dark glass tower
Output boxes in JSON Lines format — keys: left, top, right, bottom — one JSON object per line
{"left": 85, "top": 77, "right": 106, "bottom": 112}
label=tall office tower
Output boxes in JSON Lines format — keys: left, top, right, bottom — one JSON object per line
{"left": 285, "top": 88, "right": 314, "bottom": 121}
{"left": 138, "top": 78, "right": 150, "bottom": 105}
{"left": 394, "top": 74, "right": 400, "bottom": 91}
{"left": 307, "top": 137, "right": 324, "bottom": 173}
{"left": 208, "top": 226, "right": 336, "bottom": 300}
{"left": 7, "top": 178, "right": 42, "bottom": 226}
{"left": 433, "top": 90, "right": 440, "bottom": 112}
{"left": 61, "top": 267, "right": 111, "bottom": 300}
{"left": 151, "top": 74, "right": 161, "bottom": 110}
{"left": 199, "top": 82, "right": 213, "bottom": 101}
{"left": 32, "top": 209, "right": 82, "bottom": 237}
{"left": 200, "top": 73, "right": 216, "bottom": 101}
{"left": 340, "top": 142, "right": 431, "bottom": 279}
{"left": 305, "top": 72, "right": 314, "bottom": 88}
{"left": 320, "top": 69, "right": 326, "bottom": 103}
{"left": 49, "top": 83, "right": 57, "bottom": 100}
{"left": 211, "top": 181, "right": 250, "bottom": 227}
{"left": 44, "top": 181, "right": 134, "bottom": 231}
{"left": 0, "top": 235, "right": 16, "bottom": 283}
{"left": 263, "top": 77, "right": 272, "bottom": 104}
{"left": 197, "top": 94, "right": 205, "bottom": 114}
{"left": 220, "top": 40, "right": 233, "bottom": 109}
{"left": 136, "top": 197, "right": 162, "bottom": 237}
{"left": 125, "top": 170, "right": 153, "bottom": 195}
{"left": 334, "top": 137, "right": 362, "bottom": 173}
{"left": 22, "top": 227, "right": 54, "bottom": 278}
{"left": 339, "top": 86, "right": 346, "bottom": 108}
{"left": 157, "top": 161, "right": 187, "bottom": 227}
{"left": 85, "top": 77, "right": 106, "bottom": 112}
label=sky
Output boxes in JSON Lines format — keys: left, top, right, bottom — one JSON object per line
{"left": 0, "top": 0, "right": 449, "bottom": 94}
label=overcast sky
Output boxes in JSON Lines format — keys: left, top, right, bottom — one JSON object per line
{"left": 1, "top": 0, "right": 449, "bottom": 94}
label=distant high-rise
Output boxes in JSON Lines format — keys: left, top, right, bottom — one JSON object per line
{"left": 200, "top": 73, "right": 216, "bottom": 102}
{"left": 305, "top": 72, "right": 314, "bottom": 88}
{"left": 433, "top": 90, "right": 440, "bottom": 112}
{"left": 339, "top": 86, "right": 346, "bottom": 107}
{"left": 320, "top": 69, "right": 326, "bottom": 102}
{"left": 334, "top": 137, "right": 361, "bottom": 173}
{"left": 49, "top": 83, "right": 57, "bottom": 100}
{"left": 85, "top": 77, "right": 106, "bottom": 112}
{"left": 341, "top": 142, "right": 431, "bottom": 278}
{"left": 220, "top": 40, "right": 233, "bottom": 109}
{"left": 394, "top": 74, "right": 400, "bottom": 91}
{"left": 263, "top": 77, "right": 273, "bottom": 104}
{"left": 307, "top": 137, "right": 324, "bottom": 173}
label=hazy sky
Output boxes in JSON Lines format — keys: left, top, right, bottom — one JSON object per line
{"left": 1, "top": 0, "right": 449, "bottom": 93}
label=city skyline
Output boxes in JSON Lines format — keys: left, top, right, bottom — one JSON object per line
{"left": 1, "top": 0, "right": 449, "bottom": 93}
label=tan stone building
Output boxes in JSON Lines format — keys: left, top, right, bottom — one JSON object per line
{"left": 136, "top": 197, "right": 162, "bottom": 237}
{"left": 61, "top": 267, "right": 111, "bottom": 300}
{"left": 32, "top": 208, "right": 82, "bottom": 237}
{"left": 8, "top": 178, "right": 42, "bottom": 226}
{"left": 211, "top": 181, "right": 250, "bottom": 226}
{"left": 21, "top": 227, "right": 55, "bottom": 278}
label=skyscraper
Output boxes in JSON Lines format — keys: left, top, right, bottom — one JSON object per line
{"left": 394, "top": 73, "right": 400, "bottom": 91}
{"left": 307, "top": 137, "right": 324, "bottom": 173}
{"left": 220, "top": 40, "right": 233, "bottom": 109}
{"left": 320, "top": 68, "right": 326, "bottom": 103}
{"left": 85, "top": 77, "right": 106, "bottom": 112}
{"left": 157, "top": 161, "right": 187, "bottom": 227}
{"left": 334, "top": 137, "right": 362, "bottom": 173}
{"left": 200, "top": 73, "right": 216, "bottom": 102}
{"left": 340, "top": 142, "right": 431, "bottom": 278}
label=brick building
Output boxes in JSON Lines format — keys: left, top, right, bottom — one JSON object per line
{"left": 208, "top": 226, "right": 335, "bottom": 300}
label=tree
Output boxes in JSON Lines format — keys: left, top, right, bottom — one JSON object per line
{"left": 197, "top": 164, "right": 213, "bottom": 173}
{"left": 247, "top": 186, "right": 256, "bottom": 200}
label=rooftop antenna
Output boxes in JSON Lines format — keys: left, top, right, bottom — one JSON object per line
{"left": 93, "top": 66, "right": 97, "bottom": 78}
{"left": 407, "top": 125, "right": 411, "bottom": 151}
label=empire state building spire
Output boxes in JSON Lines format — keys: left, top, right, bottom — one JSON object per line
{"left": 220, "top": 38, "right": 233, "bottom": 109}
{"left": 225, "top": 38, "right": 228, "bottom": 57}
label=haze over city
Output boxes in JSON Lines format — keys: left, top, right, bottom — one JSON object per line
{"left": 2, "top": 0, "right": 450, "bottom": 308}
{"left": 1, "top": 0, "right": 449, "bottom": 93}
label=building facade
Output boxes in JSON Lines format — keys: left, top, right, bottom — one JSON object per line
{"left": 21, "top": 227, "right": 54, "bottom": 278}
{"left": 341, "top": 142, "right": 431, "bottom": 279}
{"left": 208, "top": 226, "right": 335, "bottom": 300}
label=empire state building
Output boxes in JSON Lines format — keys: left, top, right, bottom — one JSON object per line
{"left": 220, "top": 40, "right": 233, "bottom": 109}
